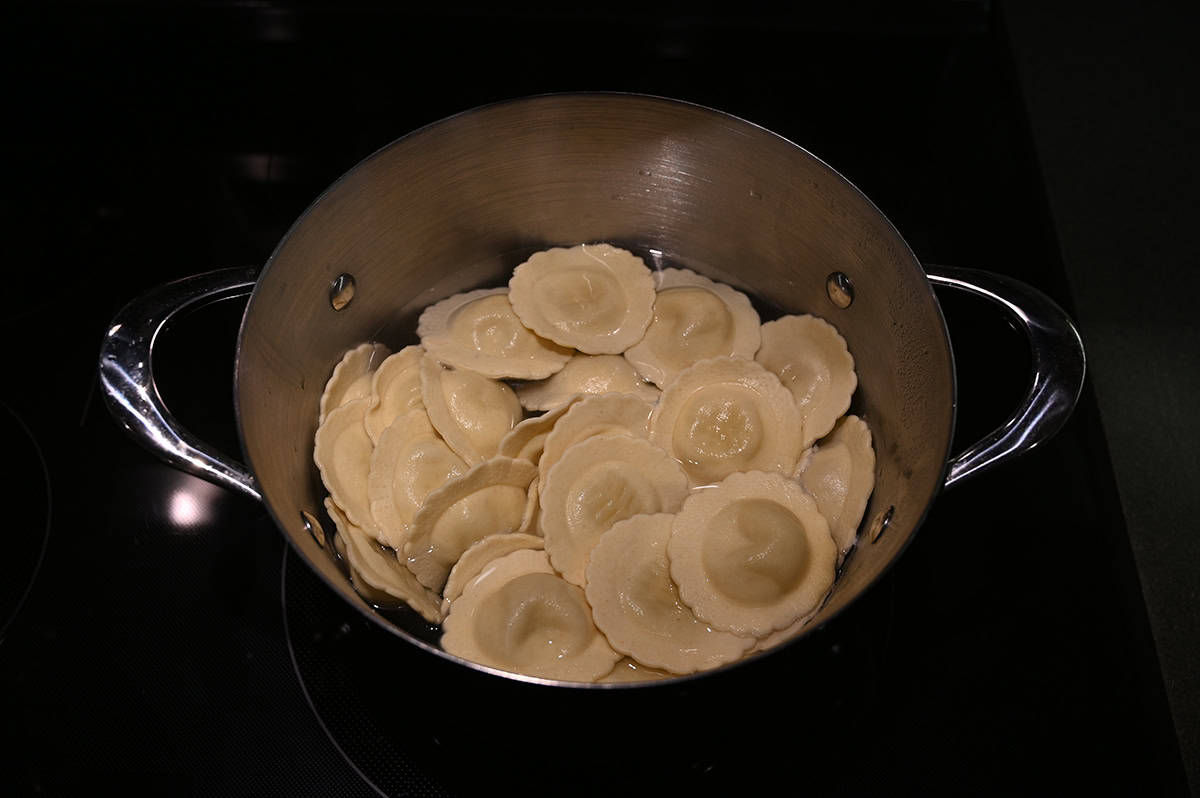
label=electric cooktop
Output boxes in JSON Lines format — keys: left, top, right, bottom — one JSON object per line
{"left": 2, "top": 4, "right": 1189, "bottom": 795}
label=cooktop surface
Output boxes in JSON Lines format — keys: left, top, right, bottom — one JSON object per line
{"left": 2, "top": 3, "right": 1189, "bottom": 796}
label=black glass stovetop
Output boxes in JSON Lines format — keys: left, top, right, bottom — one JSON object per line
{"left": 2, "top": 4, "right": 1189, "bottom": 796}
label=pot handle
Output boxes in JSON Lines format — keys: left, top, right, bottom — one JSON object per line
{"left": 98, "top": 267, "right": 263, "bottom": 502}
{"left": 924, "top": 264, "right": 1086, "bottom": 490}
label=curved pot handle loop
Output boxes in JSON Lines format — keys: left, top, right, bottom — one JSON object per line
{"left": 925, "top": 264, "right": 1086, "bottom": 490}
{"left": 98, "top": 267, "right": 263, "bottom": 502}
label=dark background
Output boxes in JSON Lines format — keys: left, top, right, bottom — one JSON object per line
{"left": 2, "top": 1, "right": 1196, "bottom": 795}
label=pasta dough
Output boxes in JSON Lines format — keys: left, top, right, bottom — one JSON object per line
{"left": 796, "top": 414, "right": 876, "bottom": 557}
{"left": 366, "top": 409, "right": 468, "bottom": 551}
{"left": 311, "top": 243, "right": 874, "bottom": 683}
{"left": 508, "top": 243, "right": 656, "bottom": 354}
{"left": 756, "top": 314, "right": 857, "bottom": 448}
{"left": 442, "top": 549, "right": 621, "bottom": 682}
{"left": 537, "top": 392, "right": 655, "bottom": 486}
{"left": 649, "top": 356, "right": 804, "bottom": 487}
{"left": 324, "top": 497, "right": 444, "bottom": 625}
{"left": 419, "top": 353, "right": 523, "bottom": 465}
{"left": 624, "top": 268, "right": 761, "bottom": 388}
{"left": 538, "top": 435, "right": 689, "bottom": 587}
{"left": 668, "top": 471, "right": 838, "bottom": 638}
{"left": 586, "top": 513, "right": 755, "bottom": 674}
{"left": 514, "top": 353, "right": 660, "bottom": 411}
{"left": 313, "top": 398, "right": 378, "bottom": 538}
{"left": 363, "top": 345, "right": 425, "bottom": 444}
{"left": 405, "top": 456, "right": 536, "bottom": 592}
{"left": 441, "top": 531, "right": 545, "bottom": 610}
{"left": 418, "top": 288, "right": 572, "bottom": 380}
{"left": 319, "top": 341, "right": 391, "bottom": 425}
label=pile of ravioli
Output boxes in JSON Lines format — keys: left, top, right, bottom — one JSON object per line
{"left": 313, "top": 243, "right": 876, "bottom": 684}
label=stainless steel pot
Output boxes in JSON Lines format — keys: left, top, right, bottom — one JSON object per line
{"left": 99, "top": 93, "right": 1085, "bottom": 687}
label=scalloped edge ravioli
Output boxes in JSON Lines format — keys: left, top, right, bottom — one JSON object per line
{"left": 508, "top": 243, "right": 655, "bottom": 354}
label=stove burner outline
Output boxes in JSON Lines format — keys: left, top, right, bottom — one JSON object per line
{"left": 282, "top": 548, "right": 455, "bottom": 798}
{"left": 278, "top": 532, "right": 894, "bottom": 797}
{"left": 1, "top": 401, "right": 52, "bottom": 642}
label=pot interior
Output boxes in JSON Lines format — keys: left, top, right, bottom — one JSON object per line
{"left": 235, "top": 93, "right": 955, "bottom": 677}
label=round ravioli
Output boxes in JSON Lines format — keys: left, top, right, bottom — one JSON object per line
{"left": 323, "top": 497, "right": 444, "bottom": 625}
{"left": 405, "top": 456, "right": 537, "bottom": 592}
{"left": 518, "top": 475, "right": 541, "bottom": 535}
{"left": 495, "top": 397, "right": 581, "bottom": 465}
{"left": 750, "top": 604, "right": 823, "bottom": 655}
{"left": 537, "top": 392, "right": 655, "bottom": 485}
{"left": 624, "top": 268, "right": 762, "bottom": 388}
{"left": 442, "top": 548, "right": 621, "bottom": 682}
{"left": 417, "top": 287, "right": 573, "bottom": 380}
{"left": 319, "top": 341, "right": 391, "bottom": 425}
{"left": 367, "top": 409, "right": 469, "bottom": 550}
{"left": 597, "top": 658, "right": 674, "bottom": 684}
{"left": 313, "top": 398, "right": 378, "bottom": 537}
{"left": 419, "top": 353, "right": 523, "bottom": 465}
{"left": 649, "top": 356, "right": 803, "bottom": 487}
{"left": 586, "top": 513, "right": 755, "bottom": 674}
{"left": 515, "top": 353, "right": 661, "bottom": 412}
{"left": 539, "top": 435, "right": 690, "bottom": 587}
{"left": 755, "top": 314, "right": 857, "bottom": 447}
{"left": 441, "top": 531, "right": 545, "bottom": 609}
{"left": 508, "top": 243, "right": 655, "bottom": 354}
{"left": 363, "top": 345, "right": 425, "bottom": 444}
{"left": 667, "top": 470, "right": 837, "bottom": 637}
{"left": 795, "top": 414, "right": 876, "bottom": 557}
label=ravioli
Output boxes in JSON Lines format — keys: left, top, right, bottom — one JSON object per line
{"left": 495, "top": 397, "right": 581, "bottom": 465}
{"left": 440, "top": 531, "right": 545, "bottom": 610}
{"left": 323, "top": 497, "right": 444, "bottom": 625}
{"left": 319, "top": 341, "right": 391, "bottom": 425}
{"left": 597, "top": 658, "right": 673, "bottom": 683}
{"left": 518, "top": 475, "right": 541, "bottom": 535}
{"left": 405, "top": 456, "right": 537, "bottom": 592}
{"left": 667, "top": 470, "right": 837, "bottom": 638}
{"left": 624, "top": 268, "right": 762, "bottom": 388}
{"left": 755, "top": 314, "right": 857, "bottom": 447}
{"left": 749, "top": 604, "right": 823, "bottom": 654}
{"left": 586, "top": 513, "right": 755, "bottom": 674}
{"left": 417, "top": 287, "right": 573, "bottom": 380}
{"left": 442, "top": 548, "right": 621, "bottom": 682}
{"left": 795, "top": 414, "right": 876, "bottom": 557}
{"left": 363, "top": 345, "right": 425, "bottom": 444}
{"left": 508, "top": 243, "right": 656, "bottom": 354}
{"left": 514, "top": 353, "right": 661, "bottom": 411}
{"left": 539, "top": 434, "right": 690, "bottom": 587}
{"left": 312, "top": 243, "right": 872, "bottom": 682}
{"left": 313, "top": 398, "right": 378, "bottom": 537}
{"left": 649, "top": 356, "right": 803, "bottom": 487}
{"left": 419, "top": 353, "right": 523, "bottom": 465}
{"left": 366, "top": 409, "right": 468, "bottom": 551}
{"left": 537, "top": 393, "right": 656, "bottom": 486}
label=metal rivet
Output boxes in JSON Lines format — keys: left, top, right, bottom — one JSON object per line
{"left": 826, "top": 271, "right": 855, "bottom": 309}
{"left": 329, "top": 273, "right": 356, "bottom": 311}
{"left": 869, "top": 505, "right": 894, "bottom": 543}
{"left": 301, "top": 509, "right": 326, "bottom": 548}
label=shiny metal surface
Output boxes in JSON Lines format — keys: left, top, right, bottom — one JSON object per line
{"left": 98, "top": 268, "right": 262, "bottom": 502}
{"left": 826, "top": 271, "right": 856, "bottom": 309}
{"left": 927, "top": 264, "right": 1087, "bottom": 489}
{"left": 98, "top": 93, "right": 1085, "bottom": 687}
{"left": 328, "top": 273, "right": 356, "bottom": 312}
